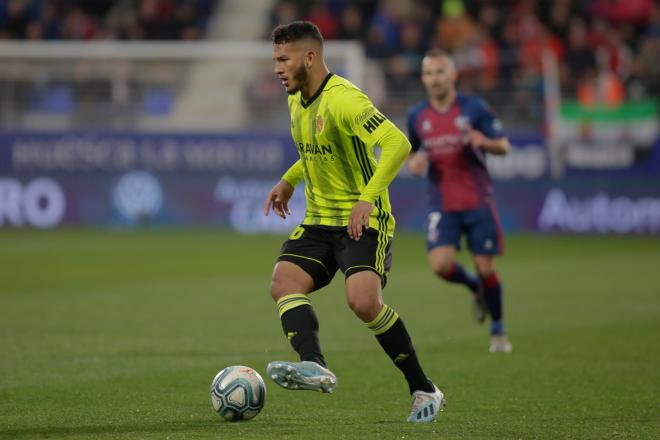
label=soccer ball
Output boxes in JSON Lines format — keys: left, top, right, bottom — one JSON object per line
{"left": 210, "top": 365, "right": 266, "bottom": 421}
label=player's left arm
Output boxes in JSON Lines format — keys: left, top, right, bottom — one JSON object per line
{"left": 359, "top": 126, "right": 410, "bottom": 203}
{"left": 465, "top": 130, "right": 510, "bottom": 155}
{"left": 336, "top": 90, "right": 411, "bottom": 239}
{"left": 466, "top": 98, "right": 510, "bottom": 155}
{"left": 349, "top": 126, "right": 410, "bottom": 239}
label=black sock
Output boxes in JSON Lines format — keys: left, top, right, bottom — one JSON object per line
{"left": 441, "top": 262, "right": 479, "bottom": 292}
{"left": 277, "top": 294, "right": 326, "bottom": 367}
{"left": 481, "top": 273, "right": 504, "bottom": 335}
{"left": 369, "top": 305, "right": 434, "bottom": 394}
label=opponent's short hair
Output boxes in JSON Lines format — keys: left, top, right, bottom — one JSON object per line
{"left": 424, "top": 48, "right": 451, "bottom": 59}
{"left": 423, "top": 48, "right": 456, "bottom": 70}
{"left": 271, "top": 21, "right": 324, "bottom": 46}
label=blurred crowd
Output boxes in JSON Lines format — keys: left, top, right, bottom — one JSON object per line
{"left": 1, "top": 0, "right": 657, "bottom": 131}
{"left": 269, "top": 0, "right": 659, "bottom": 117}
{"left": 0, "top": 0, "right": 218, "bottom": 40}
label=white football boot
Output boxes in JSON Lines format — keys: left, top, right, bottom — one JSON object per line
{"left": 489, "top": 334, "right": 513, "bottom": 353}
{"left": 407, "top": 383, "right": 445, "bottom": 423}
{"left": 266, "top": 360, "right": 337, "bottom": 393}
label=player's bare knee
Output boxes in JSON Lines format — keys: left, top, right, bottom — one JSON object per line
{"left": 269, "top": 276, "right": 301, "bottom": 301}
{"left": 431, "top": 260, "right": 454, "bottom": 278}
{"left": 269, "top": 261, "right": 314, "bottom": 301}
{"left": 269, "top": 280, "right": 285, "bottom": 301}
{"left": 346, "top": 294, "right": 381, "bottom": 322}
{"left": 348, "top": 300, "right": 379, "bottom": 322}
{"left": 476, "top": 268, "right": 495, "bottom": 279}
{"left": 475, "top": 262, "right": 495, "bottom": 278}
{"left": 474, "top": 258, "right": 495, "bottom": 279}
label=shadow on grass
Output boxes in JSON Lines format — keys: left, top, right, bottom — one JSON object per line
{"left": 0, "top": 418, "right": 219, "bottom": 439}
{"left": 0, "top": 416, "right": 420, "bottom": 439}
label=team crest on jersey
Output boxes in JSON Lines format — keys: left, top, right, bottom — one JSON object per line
{"left": 454, "top": 115, "right": 470, "bottom": 131}
{"left": 422, "top": 120, "right": 432, "bottom": 132}
{"left": 315, "top": 114, "right": 324, "bottom": 134}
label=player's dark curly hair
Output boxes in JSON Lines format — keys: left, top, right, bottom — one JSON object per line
{"left": 271, "top": 21, "right": 324, "bottom": 45}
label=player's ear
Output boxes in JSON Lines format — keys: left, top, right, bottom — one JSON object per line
{"left": 305, "top": 50, "right": 315, "bottom": 69}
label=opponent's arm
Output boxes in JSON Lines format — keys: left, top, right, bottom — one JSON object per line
{"left": 465, "top": 129, "right": 510, "bottom": 155}
{"left": 466, "top": 97, "right": 510, "bottom": 155}
{"left": 405, "top": 105, "right": 428, "bottom": 176}
{"left": 407, "top": 151, "right": 428, "bottom": 175}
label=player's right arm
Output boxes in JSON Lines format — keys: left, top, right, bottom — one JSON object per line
{"left": 406, "top": 106, "right": 428, "bottom": 176}
{"left": 263, "top": 159, "right": 303, "bottom": 219}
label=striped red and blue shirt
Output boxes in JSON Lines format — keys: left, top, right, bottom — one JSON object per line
{"left": 407, "top": 94, "right": 505, "bottom": 212}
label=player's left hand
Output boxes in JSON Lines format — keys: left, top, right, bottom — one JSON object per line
{"left": 464, "top": 128, "right": 488, "bottom": 149}
{"left": 348, "top": 200, "right": 373, "bottom": 241}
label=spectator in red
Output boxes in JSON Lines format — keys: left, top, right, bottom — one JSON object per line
{"left": 590, "top": 0, "right": 654, "bottom": 27}
{"left": 304, "top": 1, "right": 339, "bottom": 40}
{"left": 599, "top": 26, "right": 634, "bottom": 80}
{"left": 61, "top": 6, "right": 98, "bottom": 40}
{"left": 519, "top": 24, "right": 564, "bottom": 74}
{"left": 577, "top": 67, "right": 625, "bottom": 108}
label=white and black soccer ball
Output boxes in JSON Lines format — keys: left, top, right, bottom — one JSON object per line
{"left": 210, "top": 365, "right": 266, "bottom": 421}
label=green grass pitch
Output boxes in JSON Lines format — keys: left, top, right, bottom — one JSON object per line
{"left": 0, "top": 229, "right": 658, "bottom": 439}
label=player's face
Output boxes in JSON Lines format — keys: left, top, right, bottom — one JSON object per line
{"left": 421, "top": 56, "right": 456, "bottom": 100}
{"left": 273, "top": 42, "right": 308, "bottom": 95}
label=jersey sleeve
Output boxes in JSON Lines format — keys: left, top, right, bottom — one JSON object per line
{"left": 472, "top": 97, "right": 505, "bottom": 139}
{"left": 359, "top": 128, "right": 411, "bottom": 203}
{"left": 281, "top": 159, "right": 304, "bottom": 187}
{"left": 406, "top": 108, "right": 422, "bottom": 152}
{"left": 334, "top": 87, "right": 399, "bottom": 147}
{"left": 332, "top": 86, "right": 410, "bottom": 204}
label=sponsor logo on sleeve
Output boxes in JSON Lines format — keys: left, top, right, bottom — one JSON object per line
{"left": 362, "top": 112, "right": 387, "bottom": 134}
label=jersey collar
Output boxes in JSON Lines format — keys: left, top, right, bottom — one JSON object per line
{"left": 301, "top": 73, "right": 333, "bottom": 109}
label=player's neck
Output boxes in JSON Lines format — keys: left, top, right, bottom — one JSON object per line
{"left": 302, "top": 66, "right": 330, "bottom": 101}
{"left": 429, "top": 89, "right": 456, "bottom": 112}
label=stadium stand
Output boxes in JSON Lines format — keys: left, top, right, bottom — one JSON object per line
{"left": 0, "top": 0, "right": 224, "bottom": 129}
{"left": 0, "top": 0, "right": 657, "bottom": 132}
{"left": 0, "top": 0, "right": 218, "bottom": 41}
{"left": 266, "top": 0, "right": 659, "bottom": 131}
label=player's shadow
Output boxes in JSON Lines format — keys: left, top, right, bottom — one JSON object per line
{"left": 0, "top": 418, "right": 218, "bottom": 439}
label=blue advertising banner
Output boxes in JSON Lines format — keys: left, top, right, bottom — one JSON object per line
{"left": 0, "top": 132, "right": 299, "bottom": 230}
{"left": 0, "top": 132, "right": 297, "bottom": 175}
{"left": 1, "top": 132, "right": 659, "bottom": 234}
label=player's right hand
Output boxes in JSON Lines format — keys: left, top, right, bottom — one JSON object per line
{"left": 263, "top": 179, "right": 294, "bottom": 219}
{"left": 407, "top": 152, "right": 428, "bottom": 176}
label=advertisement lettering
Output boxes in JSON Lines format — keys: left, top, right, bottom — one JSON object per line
{"left": 0, "top": 177, "right": 65, "bottom": 228}
{"left": 538, "top": 189, "right": 660, "bottom": 233}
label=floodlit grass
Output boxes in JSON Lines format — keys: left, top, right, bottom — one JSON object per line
{"left": 1, "top": 229, "right": 658, "bottom": 439}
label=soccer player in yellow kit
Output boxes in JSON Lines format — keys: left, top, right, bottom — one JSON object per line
{"left": 262, "top": 21, "right": 443, "bottom": 423}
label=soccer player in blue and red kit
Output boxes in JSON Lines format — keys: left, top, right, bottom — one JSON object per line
{"left": 406, "top": 49, "right": 512, "bottom": 352}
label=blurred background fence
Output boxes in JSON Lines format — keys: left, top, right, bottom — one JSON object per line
{"left": 0, "top": 0, "right": 658, "bottom": 233}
